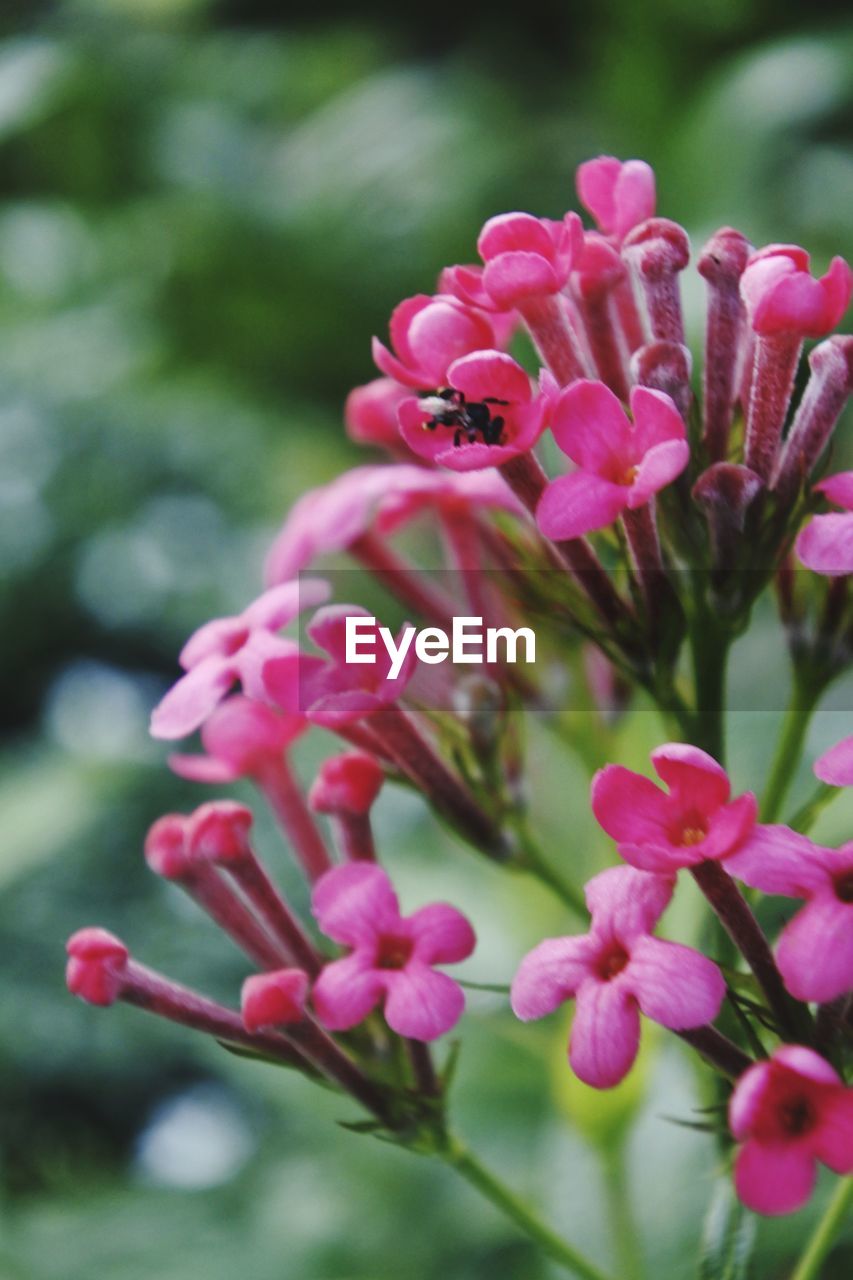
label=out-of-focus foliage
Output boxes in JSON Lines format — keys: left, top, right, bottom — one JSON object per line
{"left": 1, "top": 2, "right": 852, "bottom": 1277}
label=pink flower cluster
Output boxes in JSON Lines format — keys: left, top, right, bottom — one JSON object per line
{"left": 66, "top": 153, "right": 853, "bottom": 1241}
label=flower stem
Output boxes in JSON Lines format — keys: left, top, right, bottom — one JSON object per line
{"left": 789, "top": 782, "right": 842, "bottom": 834}
{"left": 760, "top": 680, "right": 821, "bottom": 823}
{"left": 602, "top": 1146, "right": 645, "bottom": 1280}
{"left": 511, "top": 822, "right": 589, "bottom": 919}
{"left": 688, "top": 602, "right": 729, "bottom": 763}
{"left": 442, "top": 1133, "right": 616, "bottom": 1280}
{"left": 790, "top": 1176, "right": 853, "bottom": 1280}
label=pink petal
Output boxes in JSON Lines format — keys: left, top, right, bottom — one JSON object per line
{"left": 612, "top": 160, "right": 656, "bottom": 241}
{"left": 627, "top": 936, "right": 725, "bottom": 1029}
{"left": 776, "top": 891, "right": 853, "bottom": 1003}
{"left": 536, "top": 471, "right": 629, "bottom": 540}
{"left": 235, "top": 632, "right": 300, "bottom": 703}
{"left": 478, "top": 212, "right": 557, "bottom": 261}
{"left": 150, "top": 657, "right": 237, "bottom": 740}
{"left": 815, "top": 469, "right": 853, "bottom": 511}
{"left": 482, "top": 252, "right": 560, "bottom": 306}
{"left": 796, "top": 512, "right": 853, "bottom": 576}
{"left": 628, "top": 439, "right": 690, "bottom": 505}
{"left": 583, "top": 865, "right": 674, "bottom": 942}
{"left": 629, "top": 386, "right": 686, "bottom": 452}
{"left": 576, "top": 156, "right": 622, "bottom": 235}
{"left": 550, "top": 379, "right": 632, "bottom": 470}
{"left": 371, "top": 335, "right": 425, "bottom": 388}
{"left": 773, "top": 1045, "right": 842, "bottom": 1086}
{"left": 813, "top": 1089, "right": 853, "bottom": 1174}
{"left": 408, "top": 903, "right": 476, "bottom": 965}
{"left": 307, "top": 604, "right": 372, "bottom": 666}
{"left": 569, "top": 979, "right": 641, "bottom": 1089}
{"left": 168, "top": 752, "right": 240, "bottom": 783}
{"left": 180, "top": 617, "right": 246, "bottom": 669}
{"left": 243, "top": 579, "right": 329, "bottom": 630}
{"left": 510, "top": 935, "right": 598, "bottom": 1021}
{"left": 311, "top": 862, "right": 401, "bottom": 947}
{"left": 388, "top": 294, "right": 432, "bottom": 367}
{"left": 383, "top": 962, "right": 465, "bottom": 1040}
{"left": 406, "top": 298, "right": 495, "bottom": 385}
{"left": 815, "top": 735, "right": 853, "bottom": 786}
{"left": 312, "top": 954, "right": 383, "bottom": 1031}
{"left": 432, "top": 439, "right": 529, "bottom": 472}
{"left": 202, "top": 695, "right": 305, "bottom": 762}
{"left": 729, "top": 1062, "right": 772, "bottom": 1140}
{"left": 651, "top": 742, "right": 731, "bottom": 810}
{"left": 734, "top": 1140, "right": 816, "bottom": 1216}
{"left": 262, "top": 652, "right": 324, "bottom": 715}
{"left": 725, "top": 824, "right": 832, "bottom": 896}
{"left": 447, "top": 350, "right": 532, "bottom": 405}
{"left": 699, "top": 794, "right": 758, "bottom": 862}
{"left": 591, "top": 764, "right": 672, "bottom": 845}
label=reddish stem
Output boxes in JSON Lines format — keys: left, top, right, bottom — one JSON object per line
{"left": 257, "top": 757, "right": 333, "bottom": 883}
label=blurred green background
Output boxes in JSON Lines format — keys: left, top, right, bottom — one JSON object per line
{"left": 2, "top": 2, "right": 853, "bottom": 1277}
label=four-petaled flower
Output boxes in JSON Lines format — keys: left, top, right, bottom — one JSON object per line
{"left": 796, "top": 471, "right": 853, "bottom": 575}
{"left": 372, "top": 293, "right": 497, "bottom": 389}
{"left": 591, "top": 744, "right": 757, "bottom": 872}
{"left": 398, "top": 350, "right": 555, "bottom": 470}
{"left": 740, "top": 245, "right": 853, "bottom": 338}
{"left": 446, "top": 212, "right": 584, "bottom": 312}
{"left": 576, "top": 155, "right": 656, "bottom": 245}
{"left": 536, "top": 381, "right": 689, "bottom": 541}
{"left": 729, "top": 1046, "right": 853, "bottom": 1215}
{"left": 150, "top": 580, "right": 330, "bottom": 741}
{"left": 511, "top": 865, "right": 725, "bottom": 1088}
{"left": 311, "top": 862, "right": 476, "bottom": 1041}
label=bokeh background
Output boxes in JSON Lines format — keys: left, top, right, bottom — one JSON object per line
{"left": 2, "top": 2, "right": 853, "bottom": 1277}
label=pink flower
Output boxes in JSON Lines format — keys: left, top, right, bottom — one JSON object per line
{"left": 536, "top": 381, "right": 689, "bottom": 540}
{"left": 726, "top": 828, "right": 853, "bottom": 1002}
{"left": 576, "top": 156, "right": 656, "bottom": 245}
{"left": 263, "top": 605, "right": 416, "bottom": 728}
{"left": 150, "top": 580, "right": 330, "bottom": 741}
{"left": 241, "top": 970, "right": 308, "bottom": 1031}
{"left": 729, "top": 1046, "right": 853, "bottom": 1215}
{"left": 310, "top": 862, "right": 476, "bottom": 1040}
{"left": 345, "top": 378, "right": 412, "bottom": 452}
{"left": 740, "top": 245, "right": 852, "bottom": 338}
{"left": 398, "top": 351, "right": 555, "bottom": 471}
{"left": 264, "top": 464, "right": 522, "bottom": 584}
{"left": 447, "top": 212, "right": 584, "bottom": 312}
{"left": 814, "top": 734, "right": 853, "bottom": 787}
{"left": 511, "top": 866, "right": 724, "bottom": 1088}
{"left": 66, "top": 927, "right": 129, "bottom": 1006}
{"left": 372, "top": 293, "right": 497, "bottom": 389}
{"left": 169, "top": 696, "right": 307, "bottom": 784}
{"left": 591, "top": 744, "right": 757, "bottom": 872}
{"left": 796, "top": 471, "right": 853, "bottom": 575}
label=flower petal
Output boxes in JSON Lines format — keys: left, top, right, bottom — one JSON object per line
{"left": 243, "top": 579, "right": 330, "bottom": 631}
{"left": 150, "top": 657, "right": 237, "bottom": 740}
{"left": 628, "top": 439, "right": 689, "bottom": 506}
{"left": 776, "top": 891, "right": 853, "bottom": 1003}
{"left": 511, "top": 935, "right": 597, "bottom": 1021}
{"left": 627, "top": 936, "right": 725, "bottom": 1029}
{"left": 448, "top": 350, "right": 532, "bottom": 405}
{"left": 537, "top": 471, "right": 629, "bottom": 540}
{"left": 383, "top": 962, "right": 465, "bottom": 1040}
{"left": 651, "top": 743, "right": 731, "bottom": 809}
{"left": 551, "top": 379, "right": 632, "bottom": 469}
{"left": 725, "top": 824, "right": 832, "bottom": 896}
{"left": 583, "top": 865, "right": 674, "bottom": 942}
{"left": 814, "top": 734, "right": 853, "bottom": 786}
{"left": 312, "top": 954, "right": 383, "bottom": 1031}
{"left": 311, "top": 862, "right": 401, "bottom": 947}
{"left": 796, "top": 512, "right": 853, "bottom": 576}
{"left": 408, "top": 903, "right": 476, "bottom": 965}
{"left": 569, "top": 980, "right": 641, "bottom": 1089}
{"left": 629, "top": 386, "right": 686, "bottom": 451}
{"left": 734, "top": 1140, "right": 816, "bottom": 1216}
{"left": 813, "top": 1088, "right": 853, "bottom": 1174}
{"left": 591, "top": 764, "right": 672, "bottom": 845}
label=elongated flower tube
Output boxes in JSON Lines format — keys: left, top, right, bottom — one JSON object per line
{"left": 773, "top": 335, "right": 853, "bottom": 500}
{"left": 372, "top": 293, "right": 497, "bottom": 389}
{"left": 536, "top": 381, "right": 688, "bottom": 541}
{"left": 796, "top": 471, "right": 853, "bottom": 575}
{"left": 741, "top": 245, "right": 853, "bottom": 481}
{"left": 726, "top": 826, "right": 853, "bottom": 1002}
{"left": 511, "top": 866, "right": 725, "bottom": 1088}
{"left": 698, "top": 228, "right": 753, "bottom": 462}
{"left": 311, "top": 862, "right": 476, "bottom": 1041}
{"left": 576, "top": 156, "right": 656, "bottom": 246}
{"left": 150, "top": 580, "right": 330, "bottom": 740}
{"left": 693, "top": 463, "right": 763, "bottom": 576}
{"left": 729, "top": 1046, "right": 853, "bottom": 1215}
{"left": 621, "top": 218, "right": 690, "bottom": 345}
{"left": 570, "top": 233, "right": 631, "bottom": 399}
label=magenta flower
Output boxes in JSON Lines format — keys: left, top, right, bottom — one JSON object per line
{"left": 576, "top": 155, "right": 656, "bottom": 245}
{"left": 591, "top": 744, "right": 757, "bottom": 872}
{"left": 264, "top": 464, "right": 521, "bottom": 584}
{"left": 536, "top": 381, "right": 689, "bottom": 541}
{"left": 372, "top": 293, "right": 497, "bottom": 389}
{"left": 796, "top": 471, "right": 853, "bottom": 575}
{"left": 814, "top": 733, "right": 853, "bottom": 786}
{"left": 345, "top": 377, "right": 413, "bottom": 453}
{"left": 511, "top": 866, "right": 724, "bottom": 1088}
{"left": 168, "top": 695, "right": 307, "bottom": 784}
{"left": 726, "top": 828, "right": 853, "bottom": 1002}
{"left": 740, "top": 245, "right": 852, "bottom": 339}
{"left": 729, "top": 1046, "right": 853, "bottom": 1216}
{"left": 66, "top": 927, "right": 129, "bottom": 1007}
{"left": 310, "top": 862, "right": 476, "bottom": 1040}
{"left": 150, "top": 580, "right": 330, "bottom": 740}
{"left": 263, "top": 604, "right": 416, "bottom": 729}
{"left": 398, "top": 350, "right": 554, "bottom": 471}
{"left": 475, "top": 211, "right": 584, "bottom": 310}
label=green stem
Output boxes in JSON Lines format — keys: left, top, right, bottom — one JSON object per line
{"left": 514, "top": 827, "right": 588, "bottom": 919}
{"left": 760, "top": 680, "right": 821, "bottom": 823}
{"left": 790, "top": 1177, "right": 853, "bottom": 1280}
{"left": 602, "top": 1146, "right": 644, "bottom": 1280}
{"left": 688, "top": 602, "right": 730, "bottom": 763}
{"left": 443, "top": 1133, "right": 616, "bottom": 1280}
{"left": 788, "top": 782, "right": 841, "bottom": 834}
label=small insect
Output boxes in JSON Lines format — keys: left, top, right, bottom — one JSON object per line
{"left": 417, "top": 388, "right": 509, "bottom": 447}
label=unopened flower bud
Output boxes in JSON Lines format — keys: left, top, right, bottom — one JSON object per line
{"left": 693, "top": 463, "right": 764, "bottom": 576}
{"left": 630, "top": 340, "right": 692, "bottom": 423}
{"left": 144, "top": 814, "right": 191, "bottom": 879}
{"left": 309, "top": 753, "right": 384, "bottom": 817}
{"left": 698, "top": 228, "right": 753, "bottom": 461}
{"left": 241, "top": 969, "right": 309, "bottom": 1032}
{"left": 186, "top": 800, "right": 253, "bottom": 865}
{"left": 66, "top": 927, "right": 129, "bottom": 1006}
{"left": 622, "top": 218, "right": 690, "bottom": 344}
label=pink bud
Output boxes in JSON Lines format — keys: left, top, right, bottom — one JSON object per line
{"left": 623, "top": 218, "right": 690, "bottom": 344}
{"left": 144, "top": 814, "right": 191, "bottom": 879}
{"left": 241, "top": 969, "right": 309, "bottom": 1031}
{"left": 66, "top": 927, "right": 129, "bottom": 1006}
{"left": 186, "top": 800, "right": 254, "bottom": 864}
{"left": 309, "top": 753, "right": 384, "bottom": 816}
{"left": 630, "top": 341, "right": 693, "bottom": 423}
{"left": 741, "top": 245, "right": 852, "bottom": 338}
